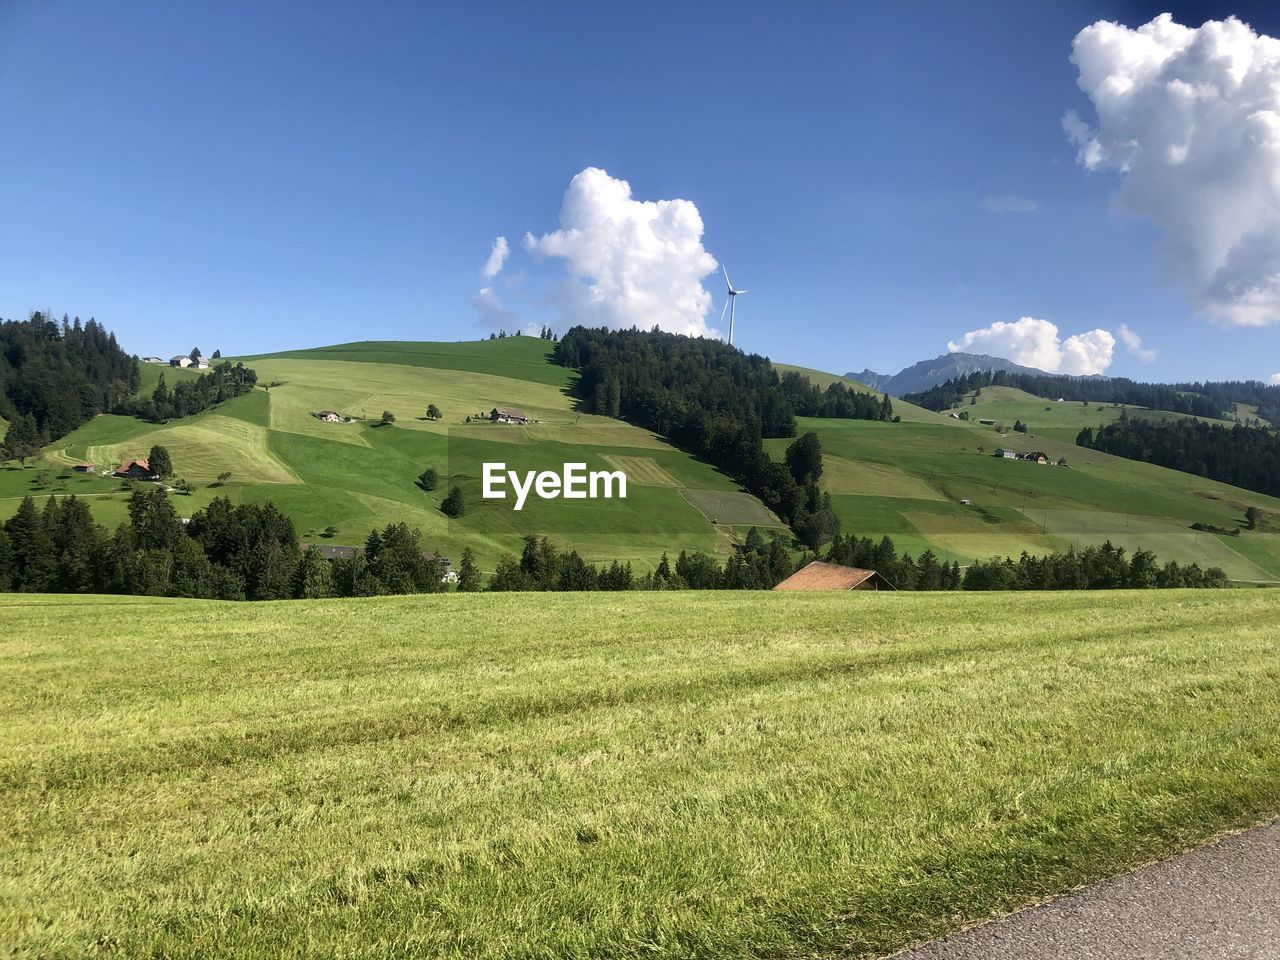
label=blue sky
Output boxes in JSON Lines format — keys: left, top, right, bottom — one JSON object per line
{"left": 2, "top": 1, "right": 1279, "bottom": 382}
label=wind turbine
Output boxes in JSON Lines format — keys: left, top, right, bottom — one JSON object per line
{"left": 719, "top": 263, "right": 746, "bottom": 346}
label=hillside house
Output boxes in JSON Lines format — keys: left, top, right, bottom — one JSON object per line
{"left": 994, "top": 448, "right": 1017, "bottom": 459}
{"left": 315, "top": 410, "right": 346, "bottom": 423}
{"left": 194, "top": 358, "right": 210, "bottom": 369}
{"left": 490, "top": 406, "right": 529, "bottom": 424}
{"left": 772, "top": 561, "right": 896, "bottom": 592}
{"left": 114, "top": 459, "right": 154, "bottom": 480}
{"left": 1020, "top": 451, "right": 1049, "bottom": 464}
{"left": 978, "top": 418, "right": 996, "bottom": 425}
{"left": 72, "top": 463, "right": 95, "bottom": 474}
{"left": 169, "top": 355, "right": 193, "bottom": 368}
{"left": 142, "top": 356, "right": 165, "bottom": 364}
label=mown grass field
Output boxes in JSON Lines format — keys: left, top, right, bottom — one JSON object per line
{"left": 2, "top": 590, "right": 1279, "bottom": 959}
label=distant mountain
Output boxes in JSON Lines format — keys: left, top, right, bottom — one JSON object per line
{"left": 849, "top": 352, "right": 1054, "bottom": 396}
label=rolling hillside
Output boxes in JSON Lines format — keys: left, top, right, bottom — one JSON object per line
{"left": 6, "top": 338, "right": 1280, "bottom": 582}
{"left": 1, "top": 338, "right": 778, "bottom": 572}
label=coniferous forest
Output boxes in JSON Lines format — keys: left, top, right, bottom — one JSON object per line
{"left": 553, "top": 326, "right": 891, "bottom": 532}
{"left": 0, "top": 313, "right": 140, "bottom": 442}
{"left": 1077, "top": 417, "right": 1280, "bottom": 498}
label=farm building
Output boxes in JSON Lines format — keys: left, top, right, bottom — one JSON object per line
{"left": 978, "top": 418, "right": 996, "bottom": 425}
{"left": 772, "top": 561, "right": 896, "bottom": 592}
{"left": 315, "top": 410, "right": 346, "bottom": 423}
{"left": 114, "top": 459, "right": 154, "bottom": 480}
{"left": 1020, "top": 452, "right": 1049, "bottom": 464}
{"left": 490, "top": 406, "right": 529, "bottom": 424}
{"left": 994, "top": 448, "right": 1017, "bottom": 459}
{"left": 194, "top": 358, "right": 210, "bottom": 369}
{"left": 141, "top": 356, "right": 165, "bottom": 364}
{"left": 72, "top": 464, "right": 95, "bottom": 474}
{"left": 169, "top": 355, "right": 194, "bottom": 368}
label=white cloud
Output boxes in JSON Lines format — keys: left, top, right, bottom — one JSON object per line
{"left": 982, "top": 193, "right": 1037, "bottom": 213}
{"left": 1270, "top": 372, "right": 1280, "bottom": 384}
{"left": 481, "top": 236, "right": 509, "bottom": 280}
{"left": 1066, "top": 14, "right": 1280, "bottom": 326}
{"left": 524, "top": 167, "right": 720, "bottom": 336}
{"left": 947, "top": 317, "right": 1116, "bottom": 375}
{"left": 471, "top": 286, "right": 516, "bottom": 329}
{"left": 1117, "top": 322, "right": 1157, "bottom": 362}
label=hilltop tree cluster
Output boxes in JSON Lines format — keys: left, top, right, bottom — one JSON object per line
{"left": 0, "top": 313, "right": 139, "bottom": 445}
{"left": 1077, "top": 417, "right": 1280, "bottom": 498}
{"left": 125, "top": 361, "right": 258, "bottom": 422}
{"left": 553, "top": 327, "right": 889, "bottom": 534}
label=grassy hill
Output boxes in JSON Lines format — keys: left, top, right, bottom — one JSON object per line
{"left": 1, "top": 338, "right": 775, "bottom": 571}
{"left": 6, "top": 338, "right": 1280, "bottom": 581}
{"left": 4, "top": 590, "right": 1279, "bottom": 958}
{"left": 764, "top": 398, "right": 1280, "bottom": 581}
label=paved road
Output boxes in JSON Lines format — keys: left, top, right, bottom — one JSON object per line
{"left": 893, "top": 820, "right": 1280, "bottom": 959}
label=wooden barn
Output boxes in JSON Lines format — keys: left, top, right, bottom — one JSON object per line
{"left": 772, "top": 560, "right": 896, "bottom": 592}
{"left": 114, "top": 459, "right": 154, "bottom": 480}
{"left": 490, "top": 406, "right": 529, "bottom": 424}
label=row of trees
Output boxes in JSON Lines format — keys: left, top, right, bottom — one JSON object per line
{"left": 0, "top": 489, "right": 1232, "bottom": 598}
{"left": 1077, "top": 416, "right": 1280, "bottom": 498}
{"left": 0, "top": 313, "right": 140, "bottom": 444}
{"left": 0, "top": 490, "right": 456, "bottom": 599}
{"left": 904, "top": 368, "right": 1280, "bottom": 424}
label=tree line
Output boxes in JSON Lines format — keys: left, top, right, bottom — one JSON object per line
{"left": 1077, "top": 416, "right": 1280, "bottom": 499}
{"left": 0, "top": 490, "right": 455, "bottom": 599}
{"left": 552, "top": 327, "right": 890, "bottom": 535}
{"left": 0, "top": 489, "right": 1229, "bottom": 597}
{"left": 904, "top": 369, "right": 1280, "bottom": 424}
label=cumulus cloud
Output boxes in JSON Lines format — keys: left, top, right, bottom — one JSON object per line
{"left": 982, "top": 193, "right": 1037, "bottom": 213}
{"left": 947, "top": 317, "right": 1116, "bottom": 375}
{"left": 1066, "top": 14, "right": 1280, "bottom": 326}
{"left": 1270, "top": 372, "right": 1280, "bottom": 384}
{"left": 1117, "top": 322, "right": 1157, "bottom": 362}
{"left": 471, "top": 286, "right": 516, "bottom": 329}
{"left": 481, "top": 236, "right": 509, "bottom": 280}
{"left": 524, "top": 167, "right": 720, "bottom": 336}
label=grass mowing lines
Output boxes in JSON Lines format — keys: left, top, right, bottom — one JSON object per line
{"left": 679, "top": 488, "right": 783, "bottom": 527}
{"left": 3, "top": 591, "right": 1280, "bottom": 958}
{"left": 600, "top": 455, "right": 680, "bottom": 486}
{"left": 820, "top": 455, "right": 945, "bottom": 500}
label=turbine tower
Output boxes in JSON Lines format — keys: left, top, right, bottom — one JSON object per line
{"left": 719, "top": 264, "right": 747, "bottom": 346}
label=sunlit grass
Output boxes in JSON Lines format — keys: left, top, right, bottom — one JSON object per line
{"left": 3, "top": 590, "right": 1278, "bottom": 958}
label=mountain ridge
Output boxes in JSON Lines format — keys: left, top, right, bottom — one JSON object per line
{"left": 851, "top": 352, "right": 1058, "bottom": 396}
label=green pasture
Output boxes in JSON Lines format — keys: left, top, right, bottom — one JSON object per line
{"left": 3, "top": 590, "right": 1279, "bottom": 959}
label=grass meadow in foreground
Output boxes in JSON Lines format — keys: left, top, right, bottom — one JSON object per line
{"left": 2, "top": 591, "right": 1279, "bottom": 958}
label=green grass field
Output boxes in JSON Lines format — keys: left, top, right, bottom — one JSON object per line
{"left": 3, "top": 590, "right": 1279, "bottom": 958}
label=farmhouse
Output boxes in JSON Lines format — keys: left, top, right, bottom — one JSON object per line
{"left": 490, "top": 406, "right": 529, "bottom": 424}
{"left": 169, "top": 355, "right": 194, "bottom": 368}
{"left": 315, "top": 410, "right": 347, "bottom": 423}
{"left": 72, "top": 463, "right": 95, "bottom": 473}
{"left": 194, "top": 358, "right": 210, "bottom": 370}
{"left": 1020, "top": 451, "right": 1049, "bottom": 464}
{"left": 142, "top": 356, "right": 165, "bottom": 364}
{"left": 994, "top": 448, "right": 1017, "bottom": 459}
{"left": 114, "top": 459, "right": 154, "bottom": 480}
{"left": 772, "top": 561, "right": 896, "bottom": 592}
{"left": 978, "top": 418, "right": 996, "bottom": 426}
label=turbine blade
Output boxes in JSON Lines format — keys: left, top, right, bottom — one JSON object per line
{"left": 721, "top": 263, "right": 732, "bottom": 291}
{"left": 719, "top": 297, "right": 730, "bottom": 328}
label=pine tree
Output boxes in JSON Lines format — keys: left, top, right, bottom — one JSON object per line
{"left": 456, "top": 547, "right": 481, "bottom": 592}
{"left": 441, "top": 485, "right": 465, "bottom": 518}
{"left": 148, "top": 444, "right": 173, "bottom": 480}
